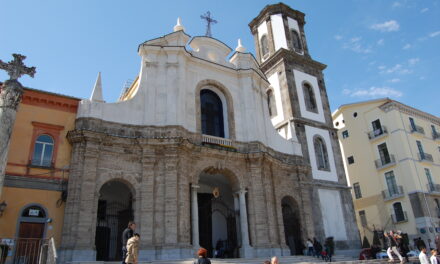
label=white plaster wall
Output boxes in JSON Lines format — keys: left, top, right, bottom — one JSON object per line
{"left": 318, "top": 189, "right": 348, "bottom": 240}
{"left": 268, "top": 73, "right": 284, "bottom": 126}
{"left": 78, "top": 32, "right": 302, "bottom": 156}
{"left": 270, "top": 14, "right": 288, "bottom": 51}
{"left": 293, "top": 70, "right": 325, "bottom": 123}
{"left": 287, "top": 17, "right": 304, "bottom": 55}
{"left": 305, "top": 125, "right": 338, "bottom": 182}
{"left": 257, "top": 21, "right": 269, "bottom": 62}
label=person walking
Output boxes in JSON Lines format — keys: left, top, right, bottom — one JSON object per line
{"left": 122, "top": 221, "right": 136, "bottom": 264}
{"left": 313, "top": 237, "right": 322, "bottom": 259}
{"left": 194, "top": 248, "right": 211, "bottom": 264}
{"left": 125, "top": 233, "right": 140, "bottom": 264}
{"left": 324, "top": 237, "right": 334, "bottom": 262}
{"left": 385, "top": 231, "right": 404, "bottom": 263}
{"left": 430, "top": 249, "right": 438, "bottom": 264}
{"left": 306, "top": 239, "right": 314, "bottom": 256}
{"left": 419, "top": 247, "right": 430, "bottom": 264}
{"left": 270, "top": 256, "right": 279, "bottom": 264}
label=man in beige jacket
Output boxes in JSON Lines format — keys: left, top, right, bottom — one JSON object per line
{"left": 125, "top": 233, "right": 140, "bottom": 264}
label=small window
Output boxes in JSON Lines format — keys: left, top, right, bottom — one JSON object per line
{"left": 303, "top": 83, "right": 317, "bottom": 113}
{"left": 290, "top": 30, "right": 303, "bottom": 52}
{"left": 313, "top": 136, "right": 330, "bottom": 171}
{"left": 260, "top": 34, "right": 269, "bottom": 58}
{"left": 359, "top": 210, "right": 367, "bottom": 227}
{"left": 31, "top": 134, "right": 54, "bottom": 167}
{"left": 353, "top": 183, "right": 362, "bottom": 199}
{"left": 267, "top": 90, "right": 277, "bottom": 117}
{"left": 342, "top": 130, "right": 349, "bottom": 139}
{"left": 335, "top": 122, "right": 339, "bottom": 127}
{"left": 348, "top": 156, "right": 355, "bottom": 164}
{"left": 353, "top": 112, "right": 358, "bottom": 118}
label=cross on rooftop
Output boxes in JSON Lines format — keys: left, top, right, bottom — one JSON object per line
{"left": 200, "top": 11, "right": 217, "bottom": 37}
{"left": 0, "top": 54, "right": 36, "bottom": 81}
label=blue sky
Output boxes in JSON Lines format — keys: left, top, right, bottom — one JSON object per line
{"left": 1, "top": 0, "right": 439, "bottom": 117}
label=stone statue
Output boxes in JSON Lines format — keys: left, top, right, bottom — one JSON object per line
{"left": 0, "top": 54, "right": 36, "bottom": 196}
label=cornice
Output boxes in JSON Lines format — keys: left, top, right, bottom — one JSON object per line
{"left": 249, "top": 3, "right": 306, "bottom": 32}
{"left": 260, "top": 48, "right": 326, "bottom": 74}
{"left": 380, "top": 101, "right": 440, "bottom": 125}
{"left": 22, "top": 89, "right": 79, "bottom": 113}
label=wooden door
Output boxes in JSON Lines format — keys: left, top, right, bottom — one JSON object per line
{"left": 15, "top": 222, "right": 45, "bottom": 264}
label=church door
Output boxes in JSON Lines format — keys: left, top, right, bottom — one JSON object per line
{"left": 281, "top": 197, "right": 303, "bottom": 255}
{"left": 198, "top": 193, "right": 213, "bottom": 257}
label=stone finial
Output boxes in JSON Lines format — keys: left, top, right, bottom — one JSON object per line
{"left": 90, "top": 72, "right": 104, "bottom": 102}
{"left": 235, "top": 39, "right": 246, "bottom": 53}
{"left": 0, "top": 54, "right": 36, "bottom": 81}
{"left": 173, "top": 17, "right": 185, "bottom": 32}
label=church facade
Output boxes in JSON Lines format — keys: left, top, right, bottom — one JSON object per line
{"left": 59, "top": 3, "right": 360, "bottom": 262}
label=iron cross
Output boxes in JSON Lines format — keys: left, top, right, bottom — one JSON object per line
{"left": 200, "top": 11, "right": 217, "bottom": 37}
{"left": 0, "top": 54, "right": 36, "bottom": 81}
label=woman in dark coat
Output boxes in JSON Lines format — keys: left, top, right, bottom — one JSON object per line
{"left": 195, "top": 248, "right": 211, "bottom": 264}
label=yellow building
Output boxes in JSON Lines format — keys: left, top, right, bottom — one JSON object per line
{"left": 0, "top": 87, "right": 79, "bottom": 259}
{"left": 332, "top": 98, "right": 440, "bottom": 247}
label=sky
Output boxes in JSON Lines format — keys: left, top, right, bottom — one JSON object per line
{"left": 1, "top": 0, "right": 439, "bottom": 117}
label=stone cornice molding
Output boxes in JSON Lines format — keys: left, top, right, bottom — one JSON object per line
{"left": 259, "top": 48, "right": 327, "bottom": 74}
{"left": 380, "top": 101, "right": 440, "bottom": 125}
{"left": 21, "top": 88, "right": 79, "bottom": 113}
{"left": 302, "top": 180, "right": 351, "bottom": 190}
{"left": 248, "top": 3, "right": 306, "bottom": 33}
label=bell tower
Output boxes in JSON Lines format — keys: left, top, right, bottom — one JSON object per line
{"left": 249, "top": 3, "right": 361, "bottom": 254}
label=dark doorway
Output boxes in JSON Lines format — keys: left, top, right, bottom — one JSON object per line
{"left": 15, "top": 222, "right": 45, "bottom": 264}
{"left": 198, "top": 193, "right": 213, "bottom": 257}
{"left": 95, "top": 181, "right": 133, "bottom": 261}
{"left": 282, "top": 196, "right": 303, "bottom": 255}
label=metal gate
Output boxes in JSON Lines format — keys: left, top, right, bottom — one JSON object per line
{"left": 95, "top": 199, "right": 133, "bottom": 261}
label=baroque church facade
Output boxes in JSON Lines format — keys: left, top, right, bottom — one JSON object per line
{"left": 60, "top": 3, "right": 360, "bottom": 262}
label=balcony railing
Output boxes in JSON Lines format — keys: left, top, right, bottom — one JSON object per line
{"left": 202, "top": 134, "right": 233, "bottom": 147}
{"left": 374, "top": 154, "right": 396, "bottom": 169}
{"left": 418, "top": 152, "right": 434, "bottom": 162}
{"left": 427, "top": 183, "right": 440, "bottom": 193}
{"left": 368, "top": 126, "right": 388, "bottom": 140}
{"left": 391, "top": 211, "right": 408, "bottom": 224}
{"left": 0, "top": 237, "right": 56, "bottom": 264}
{"left": 433, "top": 132, "right": 440, "bottom": 140}
{"left": 382, "top": 185, "right": 404, "bottom": 201}
{"left": 410, "top": 125, "right": 425, "bottom": 134}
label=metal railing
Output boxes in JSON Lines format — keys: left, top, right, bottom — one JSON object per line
{"left": 410, "top": 125, "right": 425, "bottom": 134}
{"left": 0, "top": 237, "right": 56, "bottom": 264}
{"left": 202, "top": 134, "right": 233, "bottom": 147}
{"left": 427, "top": 183, "right": 440, "bottom": 193}
{"left": 374, "top": 154, "right": 396, "bottom": 169}
{"left": 391, "top": 211, "right": 408, "bottom": 224}
{"left": 382, "top": 185, "right": 404, "bottom": 201}
{"left": 368, "top": 126, "right": 388, "bottom": 140}
{"left": 418, "top": 152, "right": 433, "bottom": 162}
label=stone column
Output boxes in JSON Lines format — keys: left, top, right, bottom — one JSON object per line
{"left": 234, "top": 194, "right": 242, "bottom": 246}
{"left": 238, "top": 189, "right": 253, "bottom": 258}
{"left": 0, "top": 54, "right": 35, "bottom": 197}
{"left": 191, "top": 184, "right": 200, "bottom": 248}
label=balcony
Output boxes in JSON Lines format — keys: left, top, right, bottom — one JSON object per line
{"left": 418, "top": 152, "right": 433, "bottom": 163}
{"left": 202, "top": 134, "right": 233, "bottom": 147}
{"left": 410, "top": 125, "right": 425, "bottom": 135}
{"left": 427, "top": 184, "right": 440, "bottom": 193}
{"left": 391, "top": 211, "right": 408, "bottom": 224}
{"left": 374, "top": 154, "right": 396, "bottom": 169}
{"left": 368, "top": 126, "right": 388, "bottom": 140}
{"left": 433, "top": 132, "right": 440, "bottom": 141}
{"left": 382, "top": 186, "right": 404, "bottom": 201}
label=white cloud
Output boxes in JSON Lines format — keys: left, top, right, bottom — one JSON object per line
{"left": 429, "top": 31, "right": 440, "bottom": 37}
{"left": 345, "top": 86, "right": 403, "bottom": 98}
{"left": 421, "top": 8, "right": 429, "bottom": 13}
{"left": 379, "top": 64, "right": 412, "bottom": 75}
{"left": 387, "top": 78, "right": 401, "bottom": 83}
{"left": 402, "top": 44, "right": 411, "bottom": 50}
{"left": 334, "top": 35, "right": 343, "bottom": 40}
{"left": 408, "top": 58, "right": 420, "bottom": 65}
{"left": 378, "top": 65, "right": 386, "bottom": 70}
{"left": 371, "top": 20, "right": 400, "bottom": 32}
{"left": 342, "top": 37, "right": 372, "bottom": 53}
{"left": 392, "top": 1, "right": 402, "bottom": 8}
{"left": 377, "top": 39, "right": 385, "bottom": 45}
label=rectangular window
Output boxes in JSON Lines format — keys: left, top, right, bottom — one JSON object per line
{"left": 342, "top": 130, "right": 349, "bottom": 139}
{"left": 378, "top": 143, "right": 391, "bottom": 164}
{"left": 348, "top": 156, "right": 355, "bottom": 164}
{"left": 416, "top": 140, "right": 424, "bottom": 159}
{"left": 385, "top": 171, "right": 399, "bottom": 196}
{"left": 409, "top": 117, "right": 416, "bottom": 131}
{"left": 359, "top": 210, "right": 367, "bottom": 227}
{"left": 372, "top": 119, "right": 383, "bottom": 136}
{"left": 353, "top": 182, "right": 362, "bottom": 199}
{"left": 426, "top": 168, "right": 434, "bottom": 191}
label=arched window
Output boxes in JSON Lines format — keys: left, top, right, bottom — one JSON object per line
{"left": 303, "top": 83, "right": 317, "bottom": 113}
{"left": 260, "top": 34, "right": 269, "bottom": 58}
{"left": 314, "top": 136, "right": 329, "bottom": 171}
{"left": 31, "top": 135, "right": 54, "bottom": 167}
{"left": 393, "top": 202, "right": 405, "bottom": 222}
{"left": 201, "top": 89, "right": 225, "bottom": 138}
{"left": 291, "top": 30, "right": 303, "bottom": 52}
{"left": 267, "top": 90, "right": 277, "bottom": 117}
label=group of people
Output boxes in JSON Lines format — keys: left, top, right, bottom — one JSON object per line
{"left": 306, "top": 237, "right": 335, "bottom": 262}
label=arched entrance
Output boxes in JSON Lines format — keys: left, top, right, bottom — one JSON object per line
{"left": 95, "top": 180, "right": 133, "bottom": 261}
{"left": 281, "top": 196, "right": 303, "bottom": 255}
{"left": 197, "top": 169, "right": 239, "bottom": 258}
